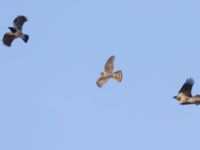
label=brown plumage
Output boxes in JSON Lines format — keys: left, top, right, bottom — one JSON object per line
{"left": 173, "top": 78, "right": 200, "bottom": 105}
{"left": 2, "top": 33, "right": 17, "bottom": 47}
{"left": 2, "top": 15, "right": 29, "bottom": 47}
{"left": 96, "top": 55, "right": 122, "bottom": 88}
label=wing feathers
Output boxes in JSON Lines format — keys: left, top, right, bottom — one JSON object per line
{"left": 178, "top": 78, "right": 194, "bottom": 97}
{"left": 13, "top": 15, "right": 27, "bottom": 31}
{"left": 104, "top": 55, "right": 115, "bottom": 73}
{"left": 2, "top": 33, "right": 16, "bottom": 47}
{"left": 96, "top": 76, "right": 109, "bottom": 88}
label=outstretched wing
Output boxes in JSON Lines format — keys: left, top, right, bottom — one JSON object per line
{"left": 178, "top": 78, "right": 194, "bottom": 97}
{"left": 96, "top": 76, "right": 109, "bottom": 88}
{"left": 13, "top": 16, "right": 27, "bottom": 31}
{"left": 2, "top": 33, "right": 16, "bottom": 47}
{"left": 104, "top": 55, "right": 115, "bottom": 73}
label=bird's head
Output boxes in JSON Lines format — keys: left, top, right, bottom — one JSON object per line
{"left": 8, "top": 27, "right": 17, "bottom": 33}
{"left": 173, "top": 95, "right": 182, "bottom": 101}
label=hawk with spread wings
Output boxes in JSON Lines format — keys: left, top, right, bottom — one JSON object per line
{"left": 173, "top": 78, "right": 200, "bottom": 105}
{"left": 2, "top": 15, "right": 29, "bottom": 47}
{"left": 96, "top": 55, "right": 122, "bottom": 88}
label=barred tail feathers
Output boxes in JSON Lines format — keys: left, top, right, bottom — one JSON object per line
{"left": 112, "top": 70, "right": 122, "bottom": 82}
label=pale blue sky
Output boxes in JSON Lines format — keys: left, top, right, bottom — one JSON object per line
{"left": 0, "top": 0, "right": 200, "bottom": 150}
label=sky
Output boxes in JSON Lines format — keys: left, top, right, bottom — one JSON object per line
{"left": 0, "top": 0, "right": 200, "bottom": 150}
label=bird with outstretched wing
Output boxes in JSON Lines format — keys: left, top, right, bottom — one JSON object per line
{"left": 173, "top": 78, "right": 200, "bottom": 105}
{"left": 2, "top": 15, "right": 29, "bottom": 47}
{"left": 96, "top": 55, "right": 122, "bottom": 88}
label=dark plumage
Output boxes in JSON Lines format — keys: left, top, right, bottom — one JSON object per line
{"left": 178, "top": 78, "right": 194, "bottom": 97}
{"left": 2, "top": 15, "right": 29, "bottom": 47}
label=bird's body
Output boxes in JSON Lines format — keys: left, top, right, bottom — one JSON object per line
{"left": 101, "top": 71, "right": 113, "bottom": 78}
{"left": 174, "top": 78, "right": 200, "bottom": 105}
{"left": 2, "top": 15, "right": 29, "bottom": 47}
{"left": 96, "top": 55, "right": 122, "bottom": 88}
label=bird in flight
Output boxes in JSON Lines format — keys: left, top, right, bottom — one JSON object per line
{"left": 2, "top": 15, "right": 29, "bottom": 47}
{"left": 96, "top": 55, "right": 122, "bottom": 88}
{"left": 173, "top": 78, "right": 200, "bottom": 105}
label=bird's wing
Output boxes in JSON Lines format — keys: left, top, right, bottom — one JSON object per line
{"left": 96, "top": 76, "right": 109, "bottom": 88}
{"left": 104, "top": 55, "right": 115, "bottom": 73}
{"left": 178, "top": 78, "right": 194, "bottom": 97}
{"left": 13, "top": 16, "right": 27, "bottom": 31}
{"left": 2, "top": 33, "right": 16, "bottom": 47}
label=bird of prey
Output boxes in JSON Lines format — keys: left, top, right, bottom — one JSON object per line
{"left": 2, "top": 15, "right": 29, "bottom": 47}
{"left": 96, "top": 55, "right": 122, "bottom": 88}
{"left": 173, "top": 78, "right": 200, "bottom": 105}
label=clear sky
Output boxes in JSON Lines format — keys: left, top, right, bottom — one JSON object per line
{"left": 0, "top": 0, "right": 200, "bottom": 150}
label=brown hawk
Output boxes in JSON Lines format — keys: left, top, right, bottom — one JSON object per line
{"left": 96, "top": 55, "right": 122, "bottom": 88}
{"left": 2, "top": 15, "right": 29, "bottom": 47}
{"left": 173, "top": 78, "right": 200, "bottom": 105}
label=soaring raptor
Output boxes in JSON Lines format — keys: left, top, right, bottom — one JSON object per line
{"left": 173, "top": 78, "right": 200, "bottom": 105}
{"left": 2, "top": 15, "right": 29, "bottom": 47}
{"left": 96, "top": 55, "right": 122, "bottom": 88}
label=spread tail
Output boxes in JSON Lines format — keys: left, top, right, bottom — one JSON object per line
{"left": 112, "top": 70, "right": 122, "bottom": 82}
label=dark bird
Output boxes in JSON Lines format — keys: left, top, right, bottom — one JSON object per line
{"left": 173, "top": 78, "right": 200, "bottom": 105}
{"left": 96, "top": 55, "right": 122, "bottom": 88}
{"left": 2, "top": 15, "right": 29, "bottom": 47}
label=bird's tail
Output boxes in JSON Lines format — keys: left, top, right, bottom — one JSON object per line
{"left": 112, "top": 70, "right": 122, "bottom": 82}
{"left": 22, "top": 34, "right": 29, "bottom": 43}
